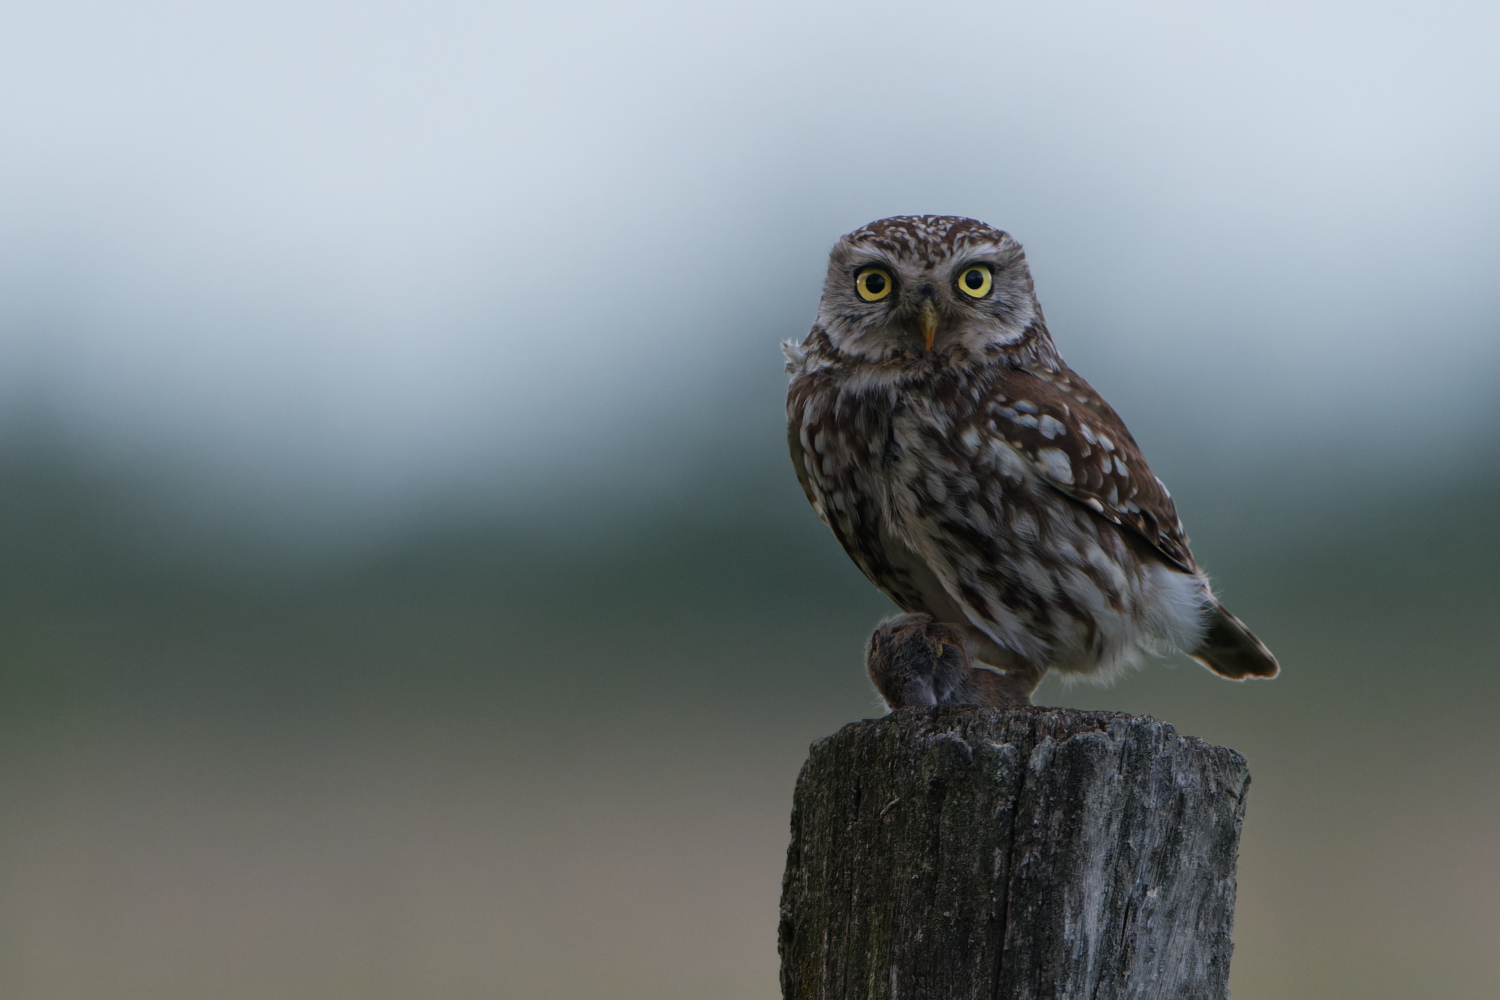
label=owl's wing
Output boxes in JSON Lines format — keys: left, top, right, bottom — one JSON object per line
{"left": 984, "top": 364, "right": 1197, "bottom": 573}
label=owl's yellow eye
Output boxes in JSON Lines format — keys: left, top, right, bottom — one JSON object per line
{"left": 855, "top": 267, "right": 894, "bottom": 302}
{"left": 957, "top": 264, "right": 993, "bottom": 299}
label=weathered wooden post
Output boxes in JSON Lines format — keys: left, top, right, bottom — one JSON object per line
{"left": 779, "top": 706, "right": 1248, "bottom": 1000}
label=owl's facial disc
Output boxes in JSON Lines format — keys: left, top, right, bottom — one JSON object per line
{"left": 813, "top": 218, "right": 1050, "bottom": 363}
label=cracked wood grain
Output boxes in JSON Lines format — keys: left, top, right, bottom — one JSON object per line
{"left": 778, "top": 706, "right": 1248, "bottom": 1000}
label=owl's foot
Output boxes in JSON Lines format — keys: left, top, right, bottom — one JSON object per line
{"left": 963, "top": 663, "right": 1044, "bottom": 707}
{"left": 865, "top": 614, "right": 969, "bottom": 708}
{"left": 866, "top": 614, "right": 1037, "bottom": 709}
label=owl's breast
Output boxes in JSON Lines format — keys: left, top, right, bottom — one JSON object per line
{"left": 789, "top": 368, "right": 986, "bottom": 619}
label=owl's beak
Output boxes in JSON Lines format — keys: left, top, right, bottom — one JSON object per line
{"left": 918, "top": 300, "right": 939, "bottom": 351}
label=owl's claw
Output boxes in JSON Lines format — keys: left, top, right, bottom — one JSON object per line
{"left": 866, "top": 614, "right": 1034, "bottom": 710}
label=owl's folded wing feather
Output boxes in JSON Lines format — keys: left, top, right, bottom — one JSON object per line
{"left": 787, "top": 420, "right": 828, "bottom": 525}
{"left": 983, "top": 365, "right": 1197, "bottom": 573}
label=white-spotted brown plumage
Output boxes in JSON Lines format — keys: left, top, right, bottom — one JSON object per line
{"left": 785, "top": 216, "right": 1278, "bottom": 707}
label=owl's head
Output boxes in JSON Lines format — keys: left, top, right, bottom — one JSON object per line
{"left": 812, "top": 216, "right": 1054, "bottom": 365}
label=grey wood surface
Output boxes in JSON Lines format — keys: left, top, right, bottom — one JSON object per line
{"left": 778, "top": 706, "right": 1248, "bottom": 1000}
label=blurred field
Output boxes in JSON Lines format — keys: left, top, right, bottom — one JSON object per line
{"left": 0, "top": 440, "right": 1497, "bottom": 999}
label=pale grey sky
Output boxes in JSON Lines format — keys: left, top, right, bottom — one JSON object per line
{"left": 1, "top": 0, "right": 1496, "bottom": 514}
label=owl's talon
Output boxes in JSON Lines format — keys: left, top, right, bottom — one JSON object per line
{"left": 866, "top": 614, "right": 1030, "bottom": 709}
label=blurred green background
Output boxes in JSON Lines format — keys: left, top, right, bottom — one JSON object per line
{"left": 2, "top": 413, "right": 1498, "bottom": 1000}
{"left": 2, "top": 1, "right": 1499, "bottom": 998}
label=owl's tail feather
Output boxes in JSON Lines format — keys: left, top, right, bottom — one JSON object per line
{"left": 1191, "top": 602, "right": 1280, "bottom": 679}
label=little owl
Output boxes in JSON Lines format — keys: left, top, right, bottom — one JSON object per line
{"left": 784, "top": 216, "right": 1278, "bottom": 708}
